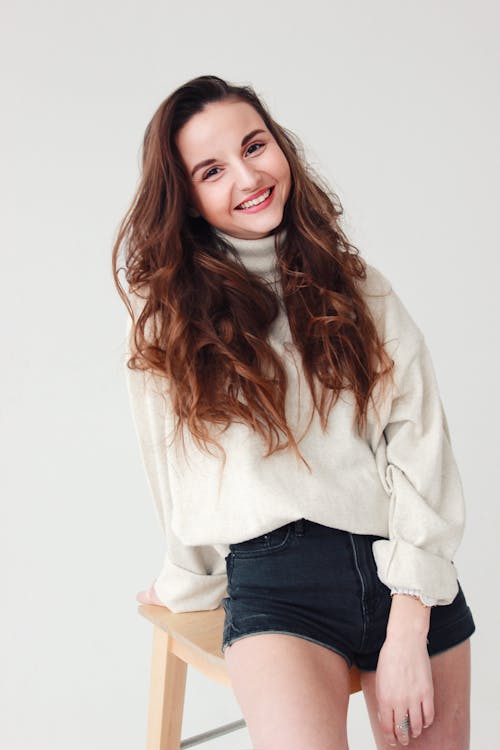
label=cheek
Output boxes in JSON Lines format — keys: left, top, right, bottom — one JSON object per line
{"left": 278, "top": 158, "right": 292, "bottom": 194}
{"left": 275, "top": 153, "right": 291, "bottom": 184}
{"left": 198, "top": 188, "right": 229, "bottom": 216}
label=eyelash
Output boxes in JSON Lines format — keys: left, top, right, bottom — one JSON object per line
{"left": 202, "top": 142, "right": 265, "bottom": 180}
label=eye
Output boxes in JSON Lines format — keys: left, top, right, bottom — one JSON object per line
{"left": 201, "top": 143, "right": 266, "bottom": 180}
{"left": 246, "top": 142, "right": 265, "bottom": 155}
{"left": 202, "top": 166, "right": 220, "bottom": 180}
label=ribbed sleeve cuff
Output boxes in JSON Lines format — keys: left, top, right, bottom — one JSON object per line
{"left": 372, "top": 538, "right": 459, "bottom": 606}
{"left": 389, "top": 587, "right": 439, "bottom": 607}
{"left": 153, "top": 564, "right": 228, "bottom": 613}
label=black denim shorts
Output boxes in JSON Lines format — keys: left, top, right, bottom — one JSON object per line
{"left": 220, "top": 518, "right": 476, "bottom": 671}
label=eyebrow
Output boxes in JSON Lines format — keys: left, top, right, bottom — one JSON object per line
{"left": 190, "top": 128, "right": 267, "bottom": 177}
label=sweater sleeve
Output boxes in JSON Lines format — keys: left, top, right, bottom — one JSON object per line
{"left": 390, "top": 587, "right": 438, "bottom": 607}
{"left": 124, "top": 311, "right": 228, "bottom": 613}
{"left": 372, "top": 332, "right": 466, "bottom": 606}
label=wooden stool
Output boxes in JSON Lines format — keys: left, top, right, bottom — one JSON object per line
{"left": 138, "top": 603, "right": 362, "bottom": 749}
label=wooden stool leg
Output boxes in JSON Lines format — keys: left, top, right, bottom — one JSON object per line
{"left": 146, "top": 625, "right": 187, "bottom": 750}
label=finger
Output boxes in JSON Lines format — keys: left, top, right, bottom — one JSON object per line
{"left": 393, "top": 707, "right": 410, "bottom": 746}
{"left": 378, "top": 704, "right": 398, "bottom": 747}
{"left": 422, "top": 691, "right": 435, "bottom": 729}
{"left": 149, "top": 584, "right": 163, "bottom": 606}
{"left": 136, "top": 589, "right": 150, "bottom": 604}
{"left": 408, "top": 703, "right": 423, "bottom": 740}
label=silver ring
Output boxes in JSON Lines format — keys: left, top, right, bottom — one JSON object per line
{"left": 395, "top": 714, "right": 410, "bottom": 732}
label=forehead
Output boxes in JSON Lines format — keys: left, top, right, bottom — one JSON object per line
{"left": 175, "top": 99, "right": 267, "bottom": 166}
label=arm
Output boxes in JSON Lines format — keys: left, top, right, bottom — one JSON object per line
{"left": 367, "top": 285, "right": 463, "bottom": 742}
{"left": 124, "top": 310, "right": 228, "bottom": 613}
{"left": 372, "top": 332, "right": 466, "bottom": 607}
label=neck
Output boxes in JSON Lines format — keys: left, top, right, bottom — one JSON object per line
{"left": 212, "top": 226, "right": 288, "bottom": 282}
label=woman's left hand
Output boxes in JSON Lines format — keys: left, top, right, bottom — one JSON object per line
{"left": 136, "top": 579, "right": 163, "bottom": 605}
{"left": 375, "top": 630, "right": 435, "bottom": 746}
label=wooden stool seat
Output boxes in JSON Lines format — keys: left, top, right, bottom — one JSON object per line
{"left": 138, "top": 603, "right": 362, "bottom": 749}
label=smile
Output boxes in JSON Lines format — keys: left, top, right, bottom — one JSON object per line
{"left": 235, "top": 187, "right": 274, "bottom": 211}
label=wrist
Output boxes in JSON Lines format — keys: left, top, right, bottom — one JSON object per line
{"left": 386, "top": 593, "right": 431, "bottom": 638}
{"left": 390, "top": 587, "right": 437, "bottom": 607}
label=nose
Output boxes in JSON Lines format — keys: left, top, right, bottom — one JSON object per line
{"left": 234, "top": 159, "right": 262, "bottom": 192}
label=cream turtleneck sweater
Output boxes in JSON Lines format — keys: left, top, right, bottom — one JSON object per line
{"left": 124, "top": 226, "right": 467, "bottom": 611}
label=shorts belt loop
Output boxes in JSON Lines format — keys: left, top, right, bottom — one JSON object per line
{"left": 294, "top": 518, "right": 305, "bottom": 536}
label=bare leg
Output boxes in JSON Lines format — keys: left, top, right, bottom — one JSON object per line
{"left": 360, "top": 638, "right": 471, "bottom": 749}
{"left": 224, "top": 632, "right": 352, "bottom": 750}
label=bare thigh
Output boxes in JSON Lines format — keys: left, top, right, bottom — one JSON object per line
{"left": 359, "top": 638, "right": 471, "bottom": 749}
{"left": 224, "top": 633, "right": 352, "bottom": 750}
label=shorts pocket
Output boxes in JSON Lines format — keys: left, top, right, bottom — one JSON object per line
{"left": 229, "top": 523, "right": 293, "bottom": 559}
{"left": 225, "top": 552, "right": 234, "bottom": 586}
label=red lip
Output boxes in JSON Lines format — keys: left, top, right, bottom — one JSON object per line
{"left": 235, "top": 186, "right": 273, "bottom": 209}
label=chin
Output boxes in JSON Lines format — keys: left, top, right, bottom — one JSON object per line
{"left": 236, "top": 213, "right": 283, "bottom": 233}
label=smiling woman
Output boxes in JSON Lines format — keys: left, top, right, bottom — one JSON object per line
{"left": 112, "top": 74, "right": 475, "bottom": 750}
{"left": 176, "top": 99, "right": 292, "bottom": 238}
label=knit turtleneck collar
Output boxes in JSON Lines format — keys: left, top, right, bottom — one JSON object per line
{"left": 213, "top": 225, "right": 287, "bottom": 282}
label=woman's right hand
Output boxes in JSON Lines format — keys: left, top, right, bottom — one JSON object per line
{"left": 375, "top": 631, "right": 434, "bottom": 746}
{"left": 136, "top": 578, "right": 163, "bottom": 605}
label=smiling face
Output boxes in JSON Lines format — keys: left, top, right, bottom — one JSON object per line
{"left": 175, "top": 98, "right": 292, "bottom": 240}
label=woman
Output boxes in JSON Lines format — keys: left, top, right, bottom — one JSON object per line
{"left": 112, "top": 75, "right": 475, "bottom": 749}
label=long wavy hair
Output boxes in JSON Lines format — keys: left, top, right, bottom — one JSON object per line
{"left": 112, "top": 75, "right": 395, "bottom": 473}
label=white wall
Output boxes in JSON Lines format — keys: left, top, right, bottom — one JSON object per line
{"left": 2, "top": 1, "right": 498, "bottom": 747}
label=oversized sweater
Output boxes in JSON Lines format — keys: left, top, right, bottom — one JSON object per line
{"left": 124, "top": 227, "right": 466, "bottom": 612}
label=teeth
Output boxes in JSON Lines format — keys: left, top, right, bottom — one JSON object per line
{"left": 237, "top": 188, "right": 271, "bottom": 209}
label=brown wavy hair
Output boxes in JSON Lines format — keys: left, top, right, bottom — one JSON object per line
{"left": 112, "top": 74, "right": 395, "bottom": 473}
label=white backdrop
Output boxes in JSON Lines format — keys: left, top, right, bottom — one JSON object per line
{"left": 2, "top": 1, "right": 498, "bottom": 747}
